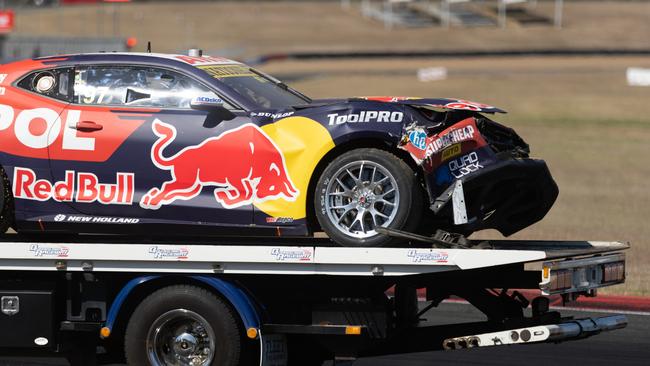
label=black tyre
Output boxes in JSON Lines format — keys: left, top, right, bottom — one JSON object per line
{"left": 124, "top": 285, "right": 242, "bottom": 366}
{"left": 0, "top": 167, "right": 14, "bottom": 234}
{"left": 315, "top": 148, "right": 422, "bottom": 247}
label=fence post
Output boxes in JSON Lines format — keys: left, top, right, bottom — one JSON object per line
{"left": 385, "top": 1, "right": 393, "bottom": 30}
{"left": 498, "top": 0, "right": 507, "bottom": 28}
{"left": 554, "top": 0, "right": 564, "bottom": 29}
{"left": 361, "top": 0, "right": 370, "bottom": 18}
{"left": 441, "top": 0, "right": 450, "bottom": 28}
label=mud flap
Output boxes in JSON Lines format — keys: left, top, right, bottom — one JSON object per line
{"left": 260, "top": 332, "right": 288, "bottom": 366}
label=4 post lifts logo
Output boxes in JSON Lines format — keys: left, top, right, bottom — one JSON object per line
{"left": 29, "top": 244, "right": 69, "bottom": 257}
{"left": 270, "top": 248, "right": 313, "bottom": 261}
{"left": 148, "top": 246, "right": 190, "bottom": 260}
{"left": 407, "top": 249, "right": 449, "bottom": 263}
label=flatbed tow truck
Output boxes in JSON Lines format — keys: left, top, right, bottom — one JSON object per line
{"left": 0, "top": 232, "right": 629, "bottom": 365}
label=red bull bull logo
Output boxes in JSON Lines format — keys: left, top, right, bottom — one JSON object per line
{"left": 140, "top": 120, "right": 299, "bottom": 210}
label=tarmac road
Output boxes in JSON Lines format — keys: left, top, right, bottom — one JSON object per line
{"left": 1, "top": 302, "right": 648, "bottom": 366}
{"left": 353, "top": 302, "right": 650, "bottom": 366}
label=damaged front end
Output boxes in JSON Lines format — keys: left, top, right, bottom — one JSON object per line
{"left": 399, "top": 108, "right": 558, "bottom": 237}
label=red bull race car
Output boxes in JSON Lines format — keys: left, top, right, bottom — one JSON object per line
{"left": 0, "top": 52, "right": 558, "bottom": 246}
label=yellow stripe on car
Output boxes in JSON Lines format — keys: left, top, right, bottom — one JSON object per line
{"left": 257, "top": 117, "right": 335, "bottom": 220}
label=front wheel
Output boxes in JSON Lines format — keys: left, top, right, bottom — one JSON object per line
{"left": 124, "top": 285, "right": 242, "bottom": 366}
{"left": 315, "top": 148, "right": 423, "bottom": 247}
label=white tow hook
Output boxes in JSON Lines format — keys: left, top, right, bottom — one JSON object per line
{"left": 452, "top": 180, "right": 468, "bottom": 225}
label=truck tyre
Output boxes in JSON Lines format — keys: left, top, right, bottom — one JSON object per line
{"left": 315, "top": 148, "right": 422, "bottom": 247}
{"left": 124, "top": 285, "right": 242, "bottom": 366}
{"left": 0, "top": 167, "right": 14, "bottom": 234}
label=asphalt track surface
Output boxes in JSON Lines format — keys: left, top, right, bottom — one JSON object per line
{"left": 1, "top": 301, "right": 648, "bottom": 366}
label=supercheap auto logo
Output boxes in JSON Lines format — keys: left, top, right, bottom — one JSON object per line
{"left": 400, "top": 117, "right": 482, "bottom": 165}
{"left": 29, "top": 244, "right": 70, "bottom": 258}
{"left": 424, "top": 124, "right": 475, "bottom": 157}
{"left": 407, "top": 249, "right": 449, "bottom": 263}
{"left": 270, "top": 248, "right": 313, "bottom": 261}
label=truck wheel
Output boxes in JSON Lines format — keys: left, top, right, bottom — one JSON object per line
{"left": 124, "top": 285, "right": 242, "bottom": 366}
{"left": 315, "top": 148, "right": 422, "bottom": 247}
{"left": 0, "top": 167, "right": 14, "bottom": 234}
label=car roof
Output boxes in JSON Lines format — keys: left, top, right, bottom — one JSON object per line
{"left": 35, "top": 52, "right": 243, "bottom": 69}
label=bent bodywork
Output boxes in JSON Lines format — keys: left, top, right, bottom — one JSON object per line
{"left": 265, "top": 96, "right": 558, "bottom": 238}
{"left": 393, "top": 99, "right": 558, "bottom": 236}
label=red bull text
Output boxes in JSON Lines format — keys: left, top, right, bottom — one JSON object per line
{"left": 13, "top": 167, "right": 134, "bottom": 205}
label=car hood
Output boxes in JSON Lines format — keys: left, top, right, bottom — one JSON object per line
{"left": 304, "top": 97, "right": 506, "bottom": 114}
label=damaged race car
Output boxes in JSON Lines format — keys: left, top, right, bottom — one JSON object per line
{"left": 0, "top": 52, "right": 558, "bottom": 246}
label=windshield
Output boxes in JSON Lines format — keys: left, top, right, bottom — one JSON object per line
{"left": 198, "top": 64, "right": 310, "bottom": 109}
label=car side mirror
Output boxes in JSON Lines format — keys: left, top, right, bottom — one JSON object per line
{"left": 190, "top": 96, "right": 236, "bottom": 126}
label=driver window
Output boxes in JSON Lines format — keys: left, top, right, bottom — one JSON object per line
{"left": 73, "top": 66, "right": 231, "bottom": 109}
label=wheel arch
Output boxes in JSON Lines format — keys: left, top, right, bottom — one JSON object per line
{"left": 306, "top": 136, "right": 424, "bottom": 233}
{"left": 103, "top": 275, "right": 262, "bottom": 343}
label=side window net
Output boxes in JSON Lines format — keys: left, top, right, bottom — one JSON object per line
{"left": 73, "top": 66, "right": 230, "bottom": 109}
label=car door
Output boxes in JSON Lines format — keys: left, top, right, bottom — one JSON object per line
{"left": 49, "top": 64, "right": 254, "bottom": 227}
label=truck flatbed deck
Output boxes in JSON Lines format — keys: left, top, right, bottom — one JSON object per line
{"left": 0, "top": 234, "right": 630, "bottom": 366}
{"left": 0, "top": 234, "right": 628, "bottom": 275}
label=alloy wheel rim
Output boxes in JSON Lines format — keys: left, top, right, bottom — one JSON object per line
{"left": 324, "top": 160, "right": 400, "bottom": 239}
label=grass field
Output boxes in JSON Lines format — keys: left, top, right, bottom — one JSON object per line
{"left": 13, "top": 1, "right": 650, "bottom": 56}
{"left": 261, "top": 56, "right": 650, "bottom": 295}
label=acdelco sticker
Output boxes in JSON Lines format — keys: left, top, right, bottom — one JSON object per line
{"left": 13, "top": 167, "right": 134, "bottom": 205}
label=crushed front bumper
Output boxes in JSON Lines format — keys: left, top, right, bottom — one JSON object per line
{"left": 428, "top": 158, "right": 559, "bottom": 236}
